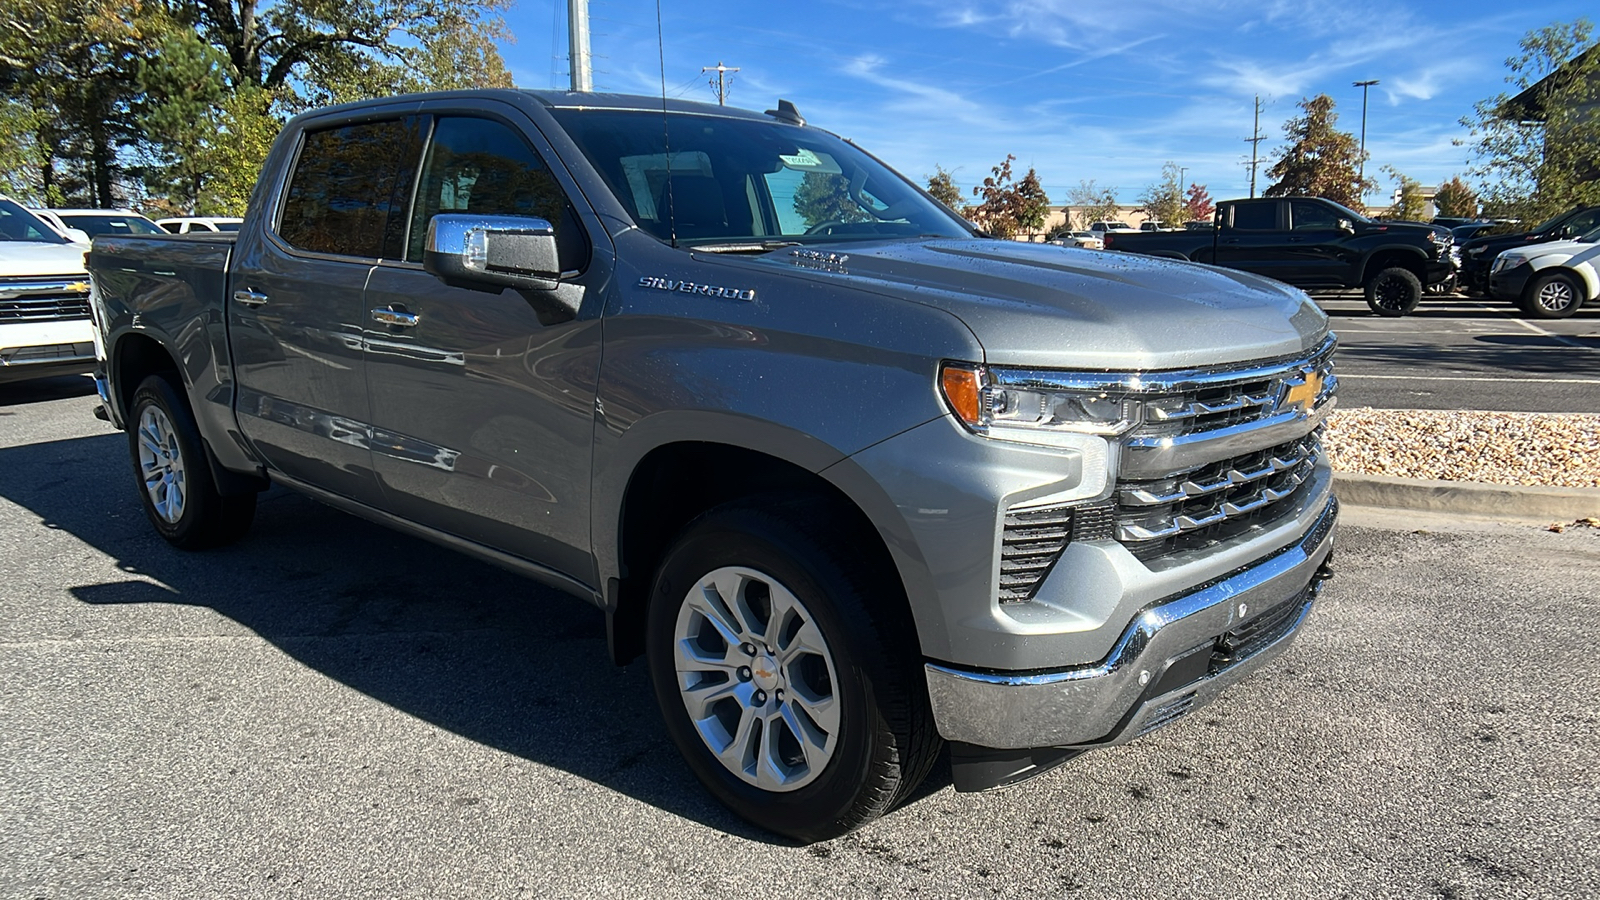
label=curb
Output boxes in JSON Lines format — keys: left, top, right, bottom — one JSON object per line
{"left": 1334, "top": 473, "right": 1600, "bottom": 521}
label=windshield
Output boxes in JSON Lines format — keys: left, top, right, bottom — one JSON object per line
{"left": 57, "top": 214, "right": 162, "bottom": 236}
{"left": 548, "top": 109, "right": 972, "bottom": 247}
{"left": 0, "top": 199, "right": 68, "bottom": 243}
{"left": 1577, "top": 225, "right": 1600, "bottom": 243}
{"left": 1318, "top": 199, "right": 1371, "bottom": 223}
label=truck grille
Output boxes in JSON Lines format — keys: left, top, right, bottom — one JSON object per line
{"left": 0, "top": 278, "right": 92, "bottom": 323}
{"left": 1127, "top": 339, "right": 1336, "bottom": 443}
{"left": 1115, "top": 429, "right": 1322, "bottom": 561}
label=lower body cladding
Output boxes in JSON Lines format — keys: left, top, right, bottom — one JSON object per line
{"left": 927, "top": 496, "right": 1337, "bottom": 792}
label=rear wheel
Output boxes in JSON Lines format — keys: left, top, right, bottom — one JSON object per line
{"left": 1364, "top": 266, "right": 1423, "bottom": 316}
{"left": 645, "top": 497, "right": 939, "bottom": 842}
{"left": 127, "top": 375, "right": 256, "bottom": 549}
{"left": 1521, "top": 271, "right": 1584, "bottom": 319}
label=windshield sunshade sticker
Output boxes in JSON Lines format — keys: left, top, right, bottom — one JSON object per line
{"left": 638, "top": 276, "right": 756, "bottom": 301}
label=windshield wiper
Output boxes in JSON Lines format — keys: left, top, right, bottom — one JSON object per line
{"left": 688, "top": 240, "right": 800, "bottom": 254}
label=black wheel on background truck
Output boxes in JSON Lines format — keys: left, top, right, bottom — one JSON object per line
{"left": 127, "top": 375, "right": 256, "bottom": 549}
{"left": 1520, "top": 271, "right": 1584, "bottom": 319}
{"left": 1364, "top": 267, "right": 1424, "bottom": 317}
{"left": 645, "top": 496, "right": 941, "bottom": 842}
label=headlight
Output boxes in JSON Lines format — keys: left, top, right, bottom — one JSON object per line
{"left": 1490, "top": 255, "right": 1526, "bottom": 274}
{"left": 940, "top": 363, "right": 1144, "bottom": 443}
{"left": 1468, "top": 246, "right": 1486, "bottom": 256}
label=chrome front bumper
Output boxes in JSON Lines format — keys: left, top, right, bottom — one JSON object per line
{"left": 925, "top": 495, "right": 1337, "bottom": 750}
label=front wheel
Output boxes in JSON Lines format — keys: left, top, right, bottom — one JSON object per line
{"left": 1365, "top": 267, "right": 1423, "bottom": 316}
{"left": 1521, "top": 271, "right": 1584, "bottom": 319}
{"left": 127, "top": 375, "right": 257, "bottom": 549}
{"left": 645, "top": 497, "right": 940, "bottom": 842}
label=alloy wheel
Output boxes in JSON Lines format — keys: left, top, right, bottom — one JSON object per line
{"left": 136, "top": 405, "right": 186, "bottom": 524}
{"left": 672, "top": 566, "right": 841, "bottom": 792}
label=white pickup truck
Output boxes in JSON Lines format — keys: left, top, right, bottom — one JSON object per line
{"left": 0, "top": 196, "right": 96, "bottom": 384}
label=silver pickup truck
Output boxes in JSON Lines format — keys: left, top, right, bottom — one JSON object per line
{"left": 87, "top": 90, "right": 1338, "bottom": 842}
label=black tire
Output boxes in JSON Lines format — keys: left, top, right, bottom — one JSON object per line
{"left": 127, "top": 374, "right": 256, "bottom": 549}
{"left": 645, "top": 496, "right": 940, "bottom": 842}
{"left": 1364, "top": 266, "right": 1424, "bottom": 316}
{"left": 1520, "top": 271, "right": 1585, "bottom": 319}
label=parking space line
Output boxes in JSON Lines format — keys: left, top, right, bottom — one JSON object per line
{"left": 1461, "top": 299, "right": 1596, "bottom": 351}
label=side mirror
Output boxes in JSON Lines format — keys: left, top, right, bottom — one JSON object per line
{"left": 424, "top": 214, "right": 562, "bottom": 293}
{"left": 1338, "top": 218, "right": 1354, "bottom": 233}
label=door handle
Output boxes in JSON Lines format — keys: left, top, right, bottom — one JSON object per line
{"left": 233, "top": 289, "right": 269, "bottom": 307}
{"left": 1287, "top": 236, "right": 1305, "bottom": 242}
{"left": 371, "top": 306, "right": 420, "bottom": 328}
{"left": 1223, "top": 238, "right": 1241, "bottom": 244}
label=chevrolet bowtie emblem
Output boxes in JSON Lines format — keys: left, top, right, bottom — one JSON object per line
{"left": 1283, "top": 370, "right": 1323, "bottom": 415}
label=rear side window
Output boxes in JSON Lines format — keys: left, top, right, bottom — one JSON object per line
{"left": 279, "top": 117, "right": 423, "bottom": 258}
{"left": 1230, "top": 202, "right": 1277, "bottom": 231}
{"left": 406, "top": 116, "right": 590, "bottom": 272}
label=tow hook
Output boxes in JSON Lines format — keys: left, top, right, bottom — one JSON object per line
{"left": 1313, "top": 554, "right": 1335, "bottom": 582}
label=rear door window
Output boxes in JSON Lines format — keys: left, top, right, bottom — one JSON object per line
{"left": 278, "top": 117, "right": 424, "bottom": 259}
{"left": 406, "top": 116, "right": 590, "bottom": 272}
{"left": 1230, "top": 202, "right": 1278, "bottom": 231}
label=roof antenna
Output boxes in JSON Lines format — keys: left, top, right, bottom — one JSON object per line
{"left": 655, "top": 0, "right": 677, "bottom": 248}
{"left": 764, "top": 99, "right": 804, "bottom": 126}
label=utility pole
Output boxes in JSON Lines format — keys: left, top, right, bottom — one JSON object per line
{"left": 1353, "top": 79, "right": 1379, "bottom": 204}
{"left": 701, "top": 61, "right": 740, "bottom": 105}
{"left": 1243, "top": 95, "right": 1266, "bottom": 198}
{"left": 567, "top": 0, "right": 592, "bottom": 92}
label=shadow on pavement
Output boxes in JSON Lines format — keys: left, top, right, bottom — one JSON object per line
{"left": 1, "top": 431, "right": 852, "bottom": 842}
{"left": 0, "top": 374, "right": 97, "bottom": 408}
{"left": 1330, "top": 332, "right": 1600, "bottom": 378}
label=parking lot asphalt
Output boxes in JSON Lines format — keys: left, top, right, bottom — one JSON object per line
{"left": 2, "top": 381, "right": 1597, "bottom": 899}
{"left": 1315, "top": 293, "right": 1600, "bottom": 413}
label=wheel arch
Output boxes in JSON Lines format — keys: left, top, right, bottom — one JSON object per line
{"left": 111, "top": 331, "right": 183, "bottom": 425}
{"left": 601, "top": 425, "right": 933, "bottom": 667}
{"left": 1360, "top": 246, "right": 1429, "bottom": 283}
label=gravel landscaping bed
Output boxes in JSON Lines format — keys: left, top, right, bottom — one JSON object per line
{"left": 1326, "top": 407, "right": 1600, "bottom": 489}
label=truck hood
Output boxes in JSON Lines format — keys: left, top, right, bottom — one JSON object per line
{"left": 0, "top": 240, "right": 90, "bottom": 278}
{"left": 742, "top": 238, "right": 1328, "bottom": 370}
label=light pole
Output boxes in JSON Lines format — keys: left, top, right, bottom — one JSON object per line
{"left": 1353, "top": 79, "right": 1379, "bottom": 204}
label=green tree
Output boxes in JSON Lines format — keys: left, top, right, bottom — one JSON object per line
{"left": 1012, "top": 168, "right": 1051, "bottom": 238}
{"left": 1381, "top": 166, "right": 1430, "bottom": 221}
{"left": 1068, "top": 179, "right": 1120, "bottom": 229}
{"left": 1185, "top": 183, "right": 1214, "bottom": 222}
{"left": 1459, "top": 18, "right": 1600, "bottom": 224}
{"left": 1434, "top": 176, "right": 1478, "bottom": 218}
{"left": 1264, "top": 94, "right": 1373, "bottom": 209}
{"left": 792, "top": 172, "right": 869, "bottom": 228}
{"left": 1138, "top": 161, "right": 1188, "bottom": 225}
{"left": 925, "top": 165, "right": 963, "bottom": 211}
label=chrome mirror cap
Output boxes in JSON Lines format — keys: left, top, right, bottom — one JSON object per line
{"left": 423, "top": 214, "right": 561, "bottom": 292}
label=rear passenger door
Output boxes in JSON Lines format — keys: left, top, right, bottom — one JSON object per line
{"left": 229, "top": 113, "right": 424, "bottom": 505}
{"left": 1213, "top": 200, "right": 1288, "bottom": 275}
{"left": 361, "top": 106, "right": 609, "bottom": 581}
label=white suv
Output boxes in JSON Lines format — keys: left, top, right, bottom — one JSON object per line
{"left": 0, "top": 197, "right": 95, "bottom": 384}
{"left": 1489, "top": 225, "right": 1600, "bottom": 319}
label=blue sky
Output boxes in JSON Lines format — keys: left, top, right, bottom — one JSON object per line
{"left": 500, "top": 1, "right": 1591, "bottom": 206}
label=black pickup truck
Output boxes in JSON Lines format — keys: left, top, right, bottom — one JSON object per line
{"left": 1105, "top": 196, "right": 1455, "bottom": 316}
{"left": 1457, "top": 205, "right": 1600, "bottom": 297}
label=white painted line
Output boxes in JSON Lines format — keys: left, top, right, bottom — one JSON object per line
{"left": 1462, "top": 299, "right": 1595, "bottom": 350}
{"left": 1339, "top": 373, "right": 1600, "bottom": 384}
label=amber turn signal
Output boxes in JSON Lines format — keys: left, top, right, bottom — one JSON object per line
{"left": 940, "top": 363, "right": 986, "bottom": 427}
